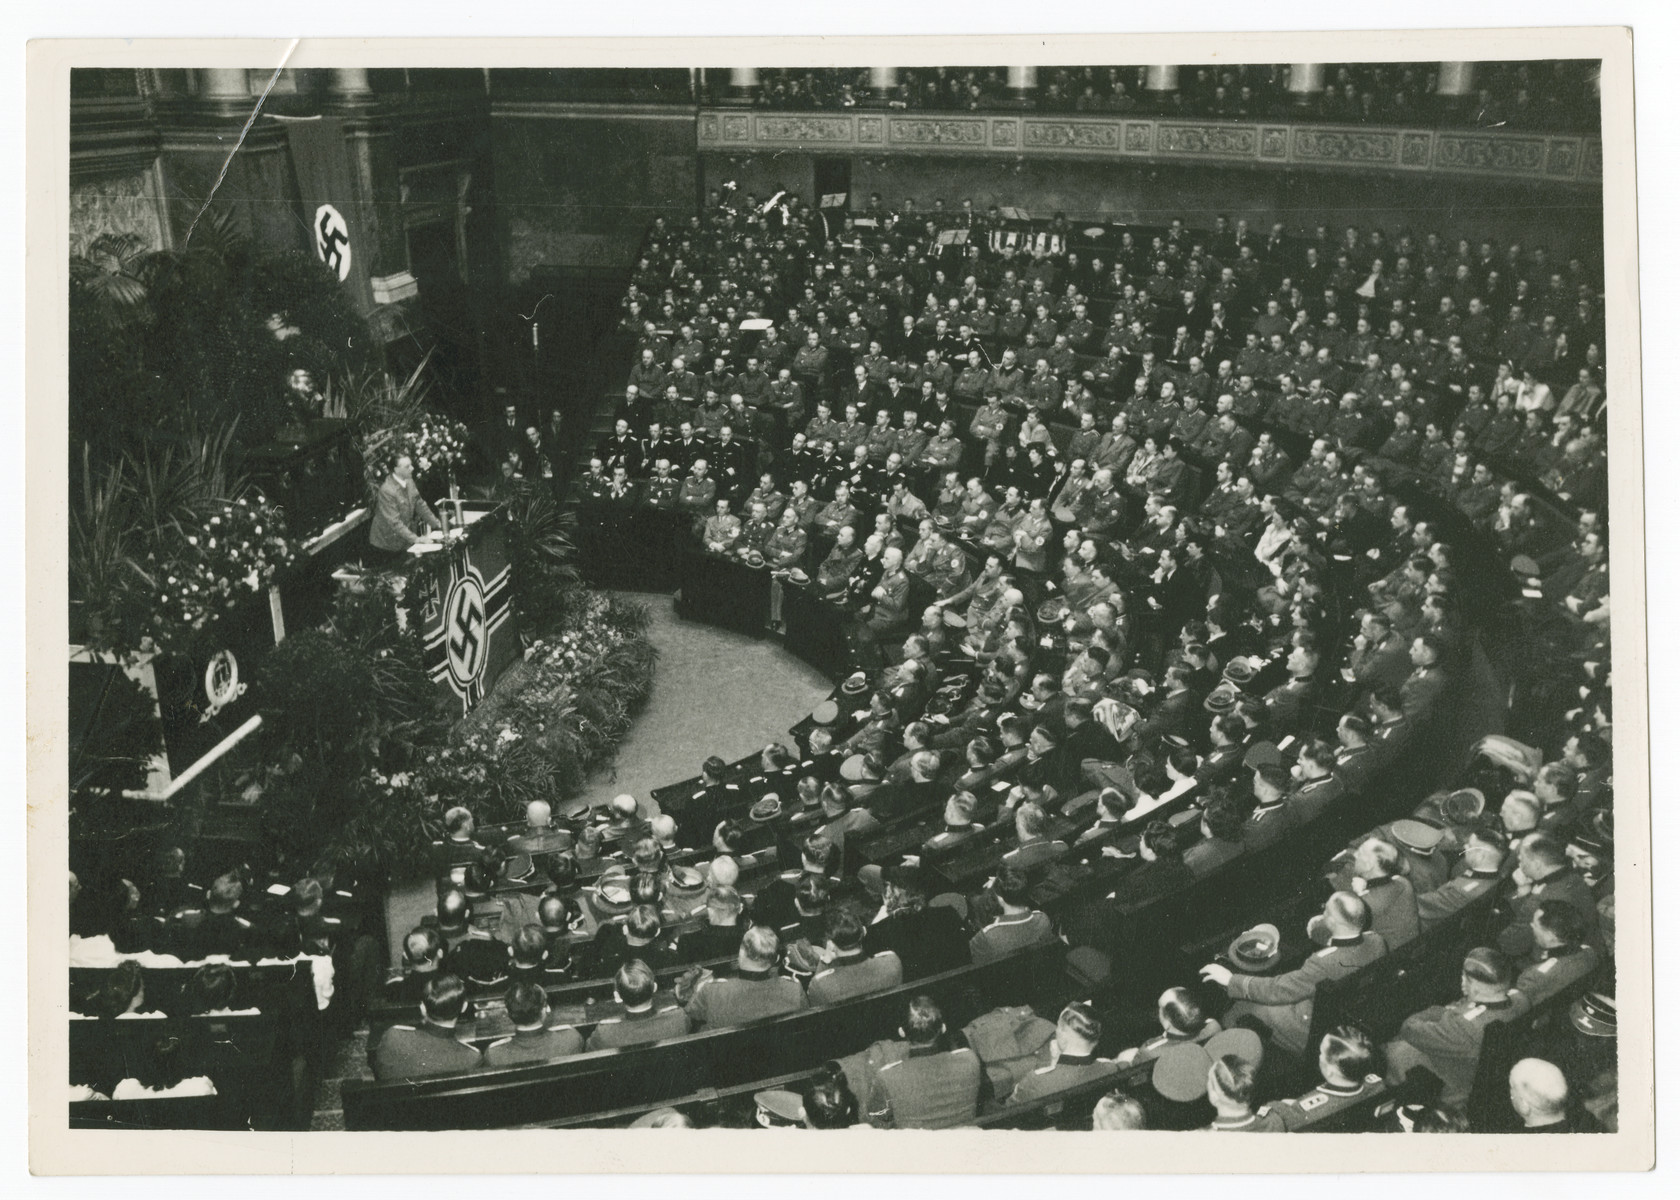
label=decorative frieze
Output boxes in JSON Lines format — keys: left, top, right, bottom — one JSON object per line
{"left": 694, "top": 105, "right": 1602, "bottom": 185}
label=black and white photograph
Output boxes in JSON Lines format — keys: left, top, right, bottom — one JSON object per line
{"left": 25, "top": 25, "right": 1652, "bottom": 1173}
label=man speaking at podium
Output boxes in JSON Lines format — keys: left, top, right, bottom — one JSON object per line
{"left": 369, "top": 452, "right": 443, "bottom": 565}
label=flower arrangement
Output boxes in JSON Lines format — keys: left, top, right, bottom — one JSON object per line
{"left": 143, "top": 495, "right": 296, "bottom": 650}
{"left": 361, "top": 410, "right": 471, "bottom": 487}
{"left": 253, "top": 577, "right": 655, "bottom": 883}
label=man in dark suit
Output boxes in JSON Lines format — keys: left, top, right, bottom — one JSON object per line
{"left": 864, "top": 863, "right": 971, "bottom": 981}
{"left": 678, "top": 886, "right": 747, "bottom": 962}
{"left": 1106, "top": 820, "right": 1195, "bottom": 915}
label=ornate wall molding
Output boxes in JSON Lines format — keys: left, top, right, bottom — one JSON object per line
{"left": 695, "top": 107, "right": 1603, "bottom": 186}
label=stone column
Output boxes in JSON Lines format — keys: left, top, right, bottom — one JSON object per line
{"left": 721, "top": 67, "right": 759, "bottom": 107}
{"left": 1145, "top": 65, "right": 1180, "bottom": 109}
{"left": 198, "top": 67, "right": 251, "bottom": 116}
{"left": 1287, "top": 63, "right": 1324, "bottom": 109}
{"left": 1436, "top": 61, "right": 1477, "bottom": 119}
{"left": 867, "top": 67, "right": 899, "bottom": 105}
{"left": 328, "top": 67, "right": 373, "bottom": 102}
{"left": 1436, "top": 62, "right": 1477, "bottom": 98}
{"left": 1006, "top": 66, "right": 1038, "bottom": 106}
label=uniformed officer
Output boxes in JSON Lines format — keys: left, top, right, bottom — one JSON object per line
{"left": 736, "top": 501, "right": 775, "bottom": 559}
{"left": 440, "top": 888, "right": 512, "bottom": 989}
{"left": 585, "top": 959, "right": 693, "bottom": 1051}
{"left": 1115, "top": 987, "right": 1222, "bottom": 1066}
{"left": 682, "top": 925, "right": 808, "bottom": 1030}
{"left": 1205, "top": 1045, "right": 1288, "bottom": 1131}
{"left": 368, "top": 974, "right": 483, "bottom": 1081}
{"left": 1514, "top": 901, "right": 1601, "bottom": 1007}
{"left": 763, "top": 507, "right": 809, "bottom": 571}
{"left": 968, "top": 867, "right": 1058, "bottom": 965}
{"left": 641, "top": 457, "right": 682, "bottom": 507}
{"left": 1415, "top": 825, "right": 1508, "bottom": 931}
{"left": 1337, "top": 837, "right": 1420, "bottom": 952}
{"left": 807, "top": 909, "right": 903, "bottom": 1006}
{"left": 381, "top": 925, "right": 447, "bottom": 1008}
{"left": 1005, "top": 1002, "right": 1118, "bottom": 1106}
{"left": 165, "top": 871, "right": 254, "bottom": 962}
{"left": 482, "top": 982, "right": 585, "bottom": 1068}
{"left": 1495, "top": 833, "right": 1603, "bottom": 957}
{"left": 1384, "top": 947, "right": 1532, "bottom": 1113}
{"left": 1201, "top": 891, "right": 1387, "bottom": 1057}
{"left": 744, "top": 472, "right": 788, "bottom": 524}
{"left": 578, "top": 457, "right": 613, "bottom": 503}
{"left": 866, "top": 995, "right": 984, "bottom": 1129}
{"left": 1272, "top": 1026, "right": 1387, "bottom": 1130}
{"left": 676, "top": 459, "right": 717, "bottom": 515}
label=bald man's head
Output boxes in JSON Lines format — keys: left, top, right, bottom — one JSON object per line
{"left": 1508, "top": 1058, "right": 1570, "bottom": 1127}
{"left": 707, "top": 855, "right": 740, "bottom": 889}
{"left": 650, "top": 814, "right": 677, "bottom": 844}
{"left": 1322, "top": 890, "right": 1372, "bottom": 938}
{"left": 610, "top": 793, "right": 639, "bottom": 819}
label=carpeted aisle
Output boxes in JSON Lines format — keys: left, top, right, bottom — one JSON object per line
{"left": 567, "top": 591, "right": 836, "bottom": 813}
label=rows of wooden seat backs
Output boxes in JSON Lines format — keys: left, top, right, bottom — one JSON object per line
{"left": 338, "top": 681, "right": 1462, "bottom": 1130}
{"left": 515, "top": 820, "right": 1595, "bottom": 1132}
{"left": 68, "top": 964, "right": 319, "bottom": 1131}
{"left": 341, "top": 942, "right": 1066, "bottom": 1130}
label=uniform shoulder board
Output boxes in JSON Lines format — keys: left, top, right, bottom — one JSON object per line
{"left": 1463, "top": 1004, "right": 1486, "bottom": 1019}
{"left": 1538, "top": 958, "right": 1558, "bottom": 974}
{"left": 1363, "top": 1074, "right": 1383, "bottom": 1085}
{"left": 1299, "top": 1092, "right": 1330, "bottom": 1111}
{"left": 1458, "top": 879, "right": 1478, "bottom": 891}
{"left": 1315, "top": 946, "right": 1337, "bottom": 957}
{"left": 812, "top": 969, "right": 835, "bottom": 980}
{"left": 383, "top": 971, "right": 405, "bottom": 984}
{"left": 879, "top": 1059, "right": 902, "bottom": 1072}
{"left": 1032, "top": 1062, "right": 1058, "bottom": 1075}
{"left": 1257, "top": 1104, "right": 1274, "bottom": 1115}
{"left": 951, "top": 1047, "right": 974, "bottom": 1056}
{"left": 335, "top": 890, "right": 354, "bottom": 899}
{"left": 487, "top": 1037, "right": 513, "bottom": 1049}
{"left": 656, "top": 1004, "right": 681, "bottom": 1014}
{"left": 323, "top": 917, "right": 342, "bottom": 926}
{"left": 871, "top": 951, "right": 895, "bottom": 959}
{"left": 390, "top": 1024, "right": 415, "bottom": 1031}
{"left": 234, "top": 916, "right": 252, "bottom": 928}
{"left": 595, "top": 1017, "right": 622, "bottom": 1026}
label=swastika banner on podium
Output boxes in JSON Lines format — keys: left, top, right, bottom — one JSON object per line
{"left": 415, "top": 518, "right": 520, "bottom": 714}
